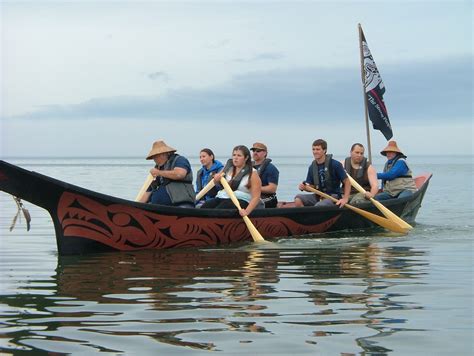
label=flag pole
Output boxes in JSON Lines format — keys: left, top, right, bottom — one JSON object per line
{"left": 358, "top": 23, "right": 373, "bottom": 163}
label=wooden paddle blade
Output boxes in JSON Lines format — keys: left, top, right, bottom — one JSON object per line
{"left": 346, "top": 174, "right": 413, "bottom": 230}
{"left": 135, "top": 174, "right": 154, "bottom": 202}
{"left": 304, "top": 185, "right": 408, "bottom": 234}
{"left": 344, "top": 204, "right": 409, "bottom": 234}
{"left": 220, "top": 177, "right": 265, "bottom": 243}
{"left": 370, "top": 198, "right": 413, "bottom": 230}
{"left": 195, "top": 179, "right": 216, "bottom": 201}
{"left": 243, "top": 216, "right": 266, "bottom": 242}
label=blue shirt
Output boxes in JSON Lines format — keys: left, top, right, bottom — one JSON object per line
{"left": 255, "top": 162, "right": 279, "bottom": 187}
{"left": 149, "top": 156, "right": 192, "bottom": 205}
{"left": 305, "top": 158, "right": 347, "bottom": 195}
{"left": 377, "top": 159, "right": 409, "bottom": 181}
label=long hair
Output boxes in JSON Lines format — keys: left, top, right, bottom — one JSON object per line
{"left": 231, "top": 145, "right": 253, "bottom": 188}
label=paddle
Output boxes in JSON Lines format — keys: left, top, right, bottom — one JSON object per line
{"left": 135, "top": 174, "right": 154, "bottom": 202}
{"left": 345, "top": 173, "right": 413, "bottom": 230}
{"left": 195, "top": 179, "right": 216, "bottom": 201}
{"left": 303, "top": 185, "right": 409, "bottom": 234}
{"left": 196, "top": 159, "right": 233, "bottom": 202}
{"left": 219, "top": 177, "right": 266, "bottom": 243}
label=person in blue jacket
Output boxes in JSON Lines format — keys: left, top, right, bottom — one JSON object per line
{"left": 195, "top": 148, "right": 224, "bottom": 206}
{"left": 375, "top": 140, "right": 417, "bottom": 201}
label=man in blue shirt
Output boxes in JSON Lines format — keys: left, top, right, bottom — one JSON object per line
{"left": 251, "top": 142, "right": 279, "bottom": 208}
{"left": 139, "top": 140, "right": 195, "bottom": 207}
{"left": 294, "top": 139, "right": 350, "bottom": 207}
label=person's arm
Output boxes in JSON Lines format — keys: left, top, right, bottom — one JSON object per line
{"left": 261, "top": 182, "right": 277, "bottom": 194}
{"left": 213, "top": 171, "right": 224, "bottom": 183}
{"left": 298, "top": 166, "right": 314, "bottom": 191}
{"left": 377, "top": 160, "right": 409, "bottom": 181}
{"left": 366, "top": 165, "right": 379, "bottom": 198}
{"left": 261, "top": 165, "right": 279, "bottom": 194}
{"left": 334, "top": 162, "right": 349, "bottom": 207}
{"left": 240, "top": 173, "right": 262, "bottom": 217}
{"left": 336, "top": 177, "right": 350, "bottom": 207}
{"left": 150, "top": 167, "right": 187, "bottom": 180}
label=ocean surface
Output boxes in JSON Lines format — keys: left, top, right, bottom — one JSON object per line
{"left": 0, "top": 155, "right": 472, "bottom": 355}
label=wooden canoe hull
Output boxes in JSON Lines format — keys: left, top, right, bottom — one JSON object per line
{"left": 0, "top": 160, "right": 432, "bottom": 255}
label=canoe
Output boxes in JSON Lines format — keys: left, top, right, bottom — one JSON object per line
{"left": 0, "top": 160, "right": 432, "bottom": 255}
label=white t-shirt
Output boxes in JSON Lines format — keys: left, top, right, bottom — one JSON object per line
{"left": 216, "top": 168, "right": 255, "bottom": 202}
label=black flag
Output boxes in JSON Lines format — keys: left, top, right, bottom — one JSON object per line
{"left": 361, "top": 29, "right": 393, "bottom": 140}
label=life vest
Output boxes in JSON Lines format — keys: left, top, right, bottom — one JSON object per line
{"left": 311, "top": 154, "right": 336, "bottom": 193}
{"left": 254, "top": 158, "right": 272, "bottom": 177}
{"left": 154, "top": 154, "right": 195, "bottom": 205}
{"left": 344, "top": 157, "right": 370, "bottom": 194}
{"left": 382, "top": 155, "right": 417, "bottom": 196}
{"left": 253, "top": 158, "right": 278, "bottom": 206}
{"left": 196, "top": 160, "right": 224, "bottom": 192}
{"left": 227, "top": 165, "right": 252, "bottom": 191}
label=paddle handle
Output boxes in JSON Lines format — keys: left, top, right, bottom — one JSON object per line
{"left": 196, "top": 161, "right": 232, "bottom": 201}
{"left": 195, "top": 179, "right": 216, "bottom": 201}
{"left": 220, "top": 177, "right": 265, "bottom": 242}
{"left": 135, "top": 174, "right": 154, "bottom": 202}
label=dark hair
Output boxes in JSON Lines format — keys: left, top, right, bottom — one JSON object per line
{"left": 350, "top": 143, "right": 364, "bottom": 151}
{"left": 312, "top": 139, "right": 327, "bottom": 151}
{"left": 232, "top": 145, "right": 253, "bottom": 188}
{"left": 200, "top": 148, "right": 215, "bottom": 163}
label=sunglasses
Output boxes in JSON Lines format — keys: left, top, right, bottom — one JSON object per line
{"left": 252, "top": 149, "right": 266, "bottom": 153}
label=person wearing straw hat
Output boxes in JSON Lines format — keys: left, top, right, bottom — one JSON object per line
{"left": 375, "top": 140, "right": 417, "bottom": 201}
{"left": 139, "top": 140, "right": 195, "bottom": 207}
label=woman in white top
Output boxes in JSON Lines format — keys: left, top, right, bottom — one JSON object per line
{"left": 200, "top": 145, "right": 262, "bottom": 217}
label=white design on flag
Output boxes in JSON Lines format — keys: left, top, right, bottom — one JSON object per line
{"left": 362, "top": 41, "right": 385, "bottom": 93}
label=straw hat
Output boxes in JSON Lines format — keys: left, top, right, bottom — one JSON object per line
{"left": 146, "top": 140, "right": 177, "bottom": 160}
{"left": 380, "top": 140, "right": 405, "bottom": 157}
{"left": 250, "top": 142, "right": 268, "bottom": 151}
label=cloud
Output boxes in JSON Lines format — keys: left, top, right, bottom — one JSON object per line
{"left": 205, "top": 39, "right": 230, "bottom": 49}
{"left": 8, "top": 55, "right": 472, "bottom": 123}
{"left": 147, "top": 71, "right": 169, "bottom": 82}
{"left": 232, "top": 52, "right": 285, "bottom": 63}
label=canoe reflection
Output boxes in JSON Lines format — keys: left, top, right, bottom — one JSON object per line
{"left": 57, "top": 248, "right": 279, "bottom": 304}
{"left": 50, "top": 244, "right": 428, "bottom": 353}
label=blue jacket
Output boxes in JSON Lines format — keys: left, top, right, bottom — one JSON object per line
{"left": 196, "top": 160, "right": 224, "bottom": 200}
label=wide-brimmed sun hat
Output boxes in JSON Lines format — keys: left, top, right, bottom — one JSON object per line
{"left": 250, "top": 142, "right": 268, "bottom": 151}
{"left": 380, "top": 140, "right": 406, "bottom": 157}
{"left": 146, "top": 140, "right": 177, "bottom": 160}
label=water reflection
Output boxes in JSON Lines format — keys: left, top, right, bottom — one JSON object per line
{"left": 0, "top": 242, "right": 429, "bottom": 354}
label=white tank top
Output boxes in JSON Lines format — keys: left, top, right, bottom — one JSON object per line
{"left": 216, "top": 168, "right": 255, "bottom": 202}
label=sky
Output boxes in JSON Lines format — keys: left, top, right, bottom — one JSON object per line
{"left": 1, "top": 0, "right": 472, "bottom": 158}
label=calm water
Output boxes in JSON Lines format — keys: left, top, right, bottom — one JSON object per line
{"left": 0, "top": 156, "right": 472, "bottom": 355}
